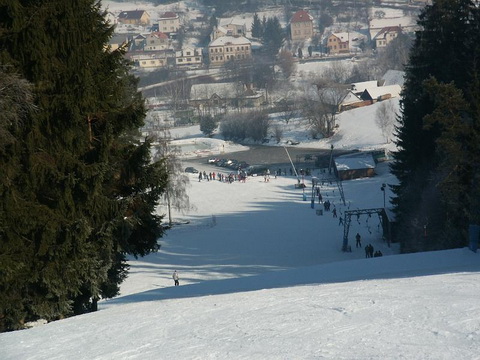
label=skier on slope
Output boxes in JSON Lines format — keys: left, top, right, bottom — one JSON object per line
{"left": 173, "top": 270, "right": 179, "bottom": 286}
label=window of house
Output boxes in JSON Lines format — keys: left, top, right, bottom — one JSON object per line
{"left": 178, "top": 59, "right": 183, "bottom": 62}
{"left": 186, "top": 52, "right": 191, "bottom": 56}
{"left": 187, "top": 58, "right": 191, "bottom": 61}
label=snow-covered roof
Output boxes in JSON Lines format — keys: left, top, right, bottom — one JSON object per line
{"left": 351, "top": 81, "right": 379, "bottom": 93}
{"left": 373, "top": 26, "right": 402, "bottom": 40}
{"left": 381, "top": 70, "right": 405, "bottom": 87}
{"left": 118, "top": 10, "right": 148, "bottom": 20}
{"left": 330, "top": 32, "right": 350, "bottom": 42}
{"left": 209, "top": 36, "right": 251, "bottom": 47}
{"left": 334, "top": 153, "right": 376, "bottom": 171}
{"left": 369, "top": 16, "right": 418, "bottom": 38}
{"left": 341, "top": 91, "right": 362, "bottom": 106}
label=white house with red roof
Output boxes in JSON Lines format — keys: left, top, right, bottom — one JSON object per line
{"left": 290, "top": 10, "right": 314, "bottom": 42}
{"left": 374, "top": 26, "right": 402, "bottom": 49}
{"left": 144, "top": 32, "right": 170, "bottom": 51}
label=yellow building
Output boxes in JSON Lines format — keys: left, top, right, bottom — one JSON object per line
{"left": 117, "top": 10, "right": 150, "bottom": 26}
{"left": 208, "top": 36, "right": 252, "bottom": 66}
{"left": 327, "top": 33, "right": 350, "bottom": 54}
{"left": 290, "top": 10, "right": 314, "bottom": 42}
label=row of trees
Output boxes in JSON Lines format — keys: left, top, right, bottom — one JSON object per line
{"left": 391, "top": 0, "right": 480, "bottom": 252}
{"left": 0, "top": 1, "right": 169, "bottom": 331}
{"left": 251, "top": 14, "right": 285, "bottom": 57}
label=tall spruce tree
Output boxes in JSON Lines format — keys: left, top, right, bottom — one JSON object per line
{"left": 391, "top": 0, "right": 480, "bottom": 252}
{"left": 0, "top": 0, "right": 168, "bottom": 331}
{"left": 251, "top": 13, "right": 263, "bottom": 39}
{"left": 262, "top": 16, "right": 284, "bottom": 57}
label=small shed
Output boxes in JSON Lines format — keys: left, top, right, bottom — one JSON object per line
{"left": 334, "top": 153, "right": 376, "bottom": 180}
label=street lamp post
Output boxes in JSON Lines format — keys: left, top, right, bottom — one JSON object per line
{"left": 328, "top": 144, "right": 334, "bottom": 174}
{"left": 381, "top": 183, "right": 386, "bottom": 208}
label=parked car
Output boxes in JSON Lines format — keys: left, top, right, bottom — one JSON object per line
{"left": 246, "top": 165, "right": 269, "bottom": 176}
{"left": 286, "top": 139, "right": 300, "bottom": 145}
{"left": 185, "top": 167, "right": 199, "bottom": 174}
{"left": 208, "top": 157, "right": 219, "bottom": 164}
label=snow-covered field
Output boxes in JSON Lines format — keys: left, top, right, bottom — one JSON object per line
{"left": 2, "top": 95, "right": 479, "bottom": 359}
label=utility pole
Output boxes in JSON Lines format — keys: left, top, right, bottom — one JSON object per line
{"left": 328, "top": 144, "right": 334, "bottom": 174}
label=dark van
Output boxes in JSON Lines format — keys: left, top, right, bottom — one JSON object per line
{"left": 246, "top": 165, "right": 269, "bottom": 176}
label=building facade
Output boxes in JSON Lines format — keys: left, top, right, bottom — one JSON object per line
{"left": 290, "top": 10, "right": 314, "bottom": 42}
{"left": 374, "top": 26, "right": 402, "bottom": 49}
{"left": 176, "top": 47, "right": 203, "bottom": 67}
{"left": 327, "top": 33, "right": 350, "bottom": 54}
{"left": 157, "top": 12, "right": 180, "bottom": 34}
{"left": 117, "top": 10, "right": 150, "bottom": 26}
{"left": 208, "top": 36, "right": 252, "bottom": 66}
{"left": 144, "top": 32, "right": 169, "bottom": 51}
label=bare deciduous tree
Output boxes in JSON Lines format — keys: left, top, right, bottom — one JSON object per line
{"left": 152, "top": 126, "right": 193, "bottom": 227}
{"left": 321, "top": 61, "right": 351, "bottom": 84}
{"left": 375, "top": 100, "right": 396, "bottom": 143}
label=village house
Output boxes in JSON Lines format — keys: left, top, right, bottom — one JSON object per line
{"left": 211, "top": 18, "right": 247, "bottom": 41}
{"left": 130, "top": 53, "right": 169, "bottom": 69}
{"left": 108, "top": 34, "right": 129, "bottom": 52}
{"left": 359, "top": 85, "right": 402, "bottom": 103}
{"left": 374, "top": 26, "right": 402, "bottom": 49}
{"left": 290, "top": 10, "right": 314, "bottom": 42}
{"left": 189, "top": 82, "right": 265, "bottom": 113}
{"left": 156, "top": 12, "right": 180, "bottom": 34}
{"left": 175, "top": 47, "right": 203, "bottom": 67}
{"left": 369, "top": 16, "right": 418, "bottom": 40}
{"left": 326, "top": 33, "right": 350, "bottom": 54}
{"left": 117, "top": 10, "right": 150, "bottom": 26}
{"left": 144, "top": 32, "right": 170, "bottom": 51}
{"left": 334, "top": 153, "right": 376, "bottom": 180}
{"left": 208, "top": 36, "right": 252, "bottom": 66}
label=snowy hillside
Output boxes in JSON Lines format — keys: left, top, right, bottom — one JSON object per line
{"left": 2, "top": 102, "right": 479, "bottom": 358}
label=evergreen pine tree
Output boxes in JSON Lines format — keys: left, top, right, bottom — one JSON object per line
{"left": 0, "top": 0, "right": 168, "bottom": 331}
{"left": 391, "top": 0, "right": 480, "bottom": 252}
{"left": 251, "top": 13, "right": 263, "bottom": 39}
{"left": 262, "top": 16, "right": 284, "bottom": 57}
